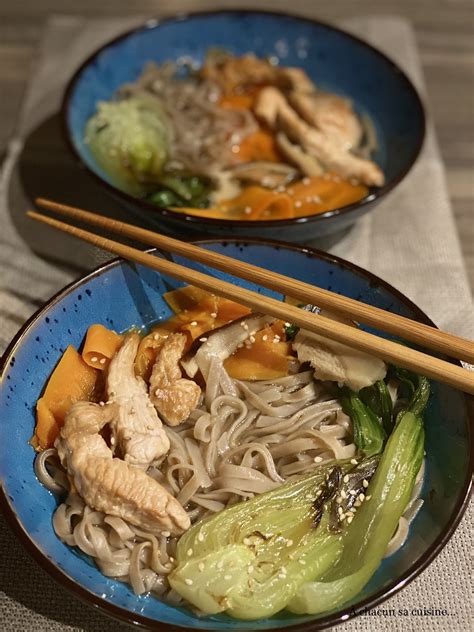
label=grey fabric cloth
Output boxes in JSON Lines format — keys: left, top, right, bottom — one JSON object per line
{"left": 0, "top": 13, "right": 472, "bottom": 632}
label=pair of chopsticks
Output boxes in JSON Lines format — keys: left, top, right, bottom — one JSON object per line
{"left": 28, "top": 198, "right": 474, "bottom": 395}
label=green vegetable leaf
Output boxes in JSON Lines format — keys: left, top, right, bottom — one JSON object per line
{"left": 340, "top": 389, "right": 386, "bottom": 458}
{"left": 360, "top": 380, "right": 393, "bottom": 435}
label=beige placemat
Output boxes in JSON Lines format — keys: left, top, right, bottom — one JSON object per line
{"left": 0, "top": 11, "right": 472, "bottom": 632}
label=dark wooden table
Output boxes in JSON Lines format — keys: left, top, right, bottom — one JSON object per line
{"left": 1, "top": 0, "right": 473, "bottom": 291}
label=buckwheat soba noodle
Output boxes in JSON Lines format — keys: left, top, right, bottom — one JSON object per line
{"left": 33, "top": 289, "right": 428, "bottom": 618}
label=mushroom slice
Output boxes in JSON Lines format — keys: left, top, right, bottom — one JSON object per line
{"left": 227, "top": 161, "right": 298, "bottom": 188}
{"left": 181, "top": 314, "right": 274, "bottom": 380}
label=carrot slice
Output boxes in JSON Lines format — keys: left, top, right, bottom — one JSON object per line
{"left": 82, "top": 324, "right": 123, "bottom": 370}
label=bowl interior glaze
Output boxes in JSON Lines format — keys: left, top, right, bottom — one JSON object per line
{"left": 0, "top": 241, "right": 470, "bottom": 630}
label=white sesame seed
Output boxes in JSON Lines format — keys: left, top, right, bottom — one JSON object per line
{"left": 244, "top": 206, "right": 252, "bottom": 215}
{"left": 358, "top": 493, "right": 365, "bottom": 502}
{"left": 339, "top": 514, "right": 346, "bottom": 522}
{"left": 99, "top": 357, "right": 106, "bottom": 365}
{"left": 187, "top": 548, "right": 193, "bottom": 556}
{"left": 354, "top": 500, "right": 362, "bottom": 508}
{"left": 243, "top": 537, "right": 251, "bottom": 545}
{"left": 272, "top": 338, "right": 279, "bottom": 344}
{"left": 350, "top": 507, "right": 357, "bottom": 514}
{"left": 262, "top": 335, "right": 268, "bottom": 341}
{"left": 99, "top": 401, "right": 105, "bottom": 407}
{"left": 316, "top": 490, "right": 322, "bottom": 497}
{"left": 365, "top": 495, "right": 372, "bottom": 501}
{"left": 347, "top": 516, "right": 354, "bottom": 524}
{"left": 363, "top": 479, "right": 369, "bottom": 488}
{"left": 198, "top": 532, "right": 204, "bottom": 542}
{"left": 314, "top": 456, "right": 323, "bottom": 463}
{"left": 248, "top": 565, "right": 254, "bottom": 572}
{"left": 240, "top": 320, "right": 246, "bottom": 327}
{"left": 217, "top": 561, "right": 224, "bottom": 569}
{"left": 162, "top": 531, "right": 170, "bottom": 537}
{"left": 199, "top": 337, "right": 208, "bottom": 342}
{"left": 243, "top": 323, "right": 249, "bottom": 330}
{"left": 210, "top": 312, "right": 217, "bottom": 318}
{"left": 343, "top": 475, "right": 349, "bottom": 483}
{"left": 286, "top": 539, "right": 293, "bottom": 547}
{"left": 90, "top": 356, "right": 98, "bottom": 362}
{"left": 169, "top": 556, "right": 174, "bottom": 562}
{"left": 299, "top": 559, "right": 306, "bottom": 565}
{"left": 341, "top": 490, "right": 347, "bottom": 499}
{"left": 153, "top": 333, "right": 160, "bottom": 340}
{"left": 350, "top": 490, "right": 357, "bottom": 496}
{"left": 278, "top": 573, "right": 286, "bottom": 579}
{"left": 224, "top": 575, "right": 232, "bottom": 580}
{"left": 249, "top": 335, "right": 256, "bottom": 343}
{"left": 350, "top": 459, "right": 358, "bottom": 465}
{"left": 295, "top": 201, "right": 302, "bottom": 208}
{"left": 190, "top": 321, "right": 198, "bottom": 327}
{"left": 237, "top": 343, "right": 244, "bottom": 349}
{"left": 198, "top": 562, "right": 205, "bottom": 572}
{"left": 336, "top": 496, "right": 342, "bottom": 504}
{"left": 338, "top": 506, "right": 344, "bottom": 515}
{"left": 284, "top": 322, "right": 291, "bottom": 327}
{"left": 185, "top": 578, "right": 193, "bottom": 586}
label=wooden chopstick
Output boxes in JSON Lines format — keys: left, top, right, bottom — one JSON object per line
{"left": 27, "top": 209, "right": 474, "bottom": 395}
{"left": 34, "top": 197, "right": 474, "bottom": 365}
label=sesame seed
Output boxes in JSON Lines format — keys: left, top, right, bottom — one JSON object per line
{"left": 237, "top": 343, "right": 244, "bottom": 349}
{"left": 365, "top": 495, "right": 372, "bottom": 501}
{"left": 354, "top": 500, "right": 362, "bottom": 507}
{"left": 350, "top": 490, "right": 357, "bottom": 496}
{"left": 210, "top": 312, "right": 217, "bottom": 318}
{"left": 185, "top": 578, "right": 193, "bottom": 585}
{"left": 99, "top": 401, "right": 105, "bottom": 407}
{"left": 341, "top": 490, "right": 347, "bottom": 499}
{"left": 336, "top": 496, "right": 342, "bottom": 504}
{"left": 162, "top": 531, "right": 170, "bottom": 537}
{"left": 90, "top": 356, "right": 98, "bottom": 362}
{"left": 286, "top": 539, "right": 293, "bottom": 547}
{"left": 284, "top": 322, "right": 291, "bottom": 327}
{"left": 358, "top": 493, "right": 365, "bottom": 502}
{"left": 350, "top": 459, "right": 358, "bottom": 465}
{"left": 299, "top": 559, "right": 306, "bottom": 565}
{"left": 243, "top": 323, "right": 249, "bottom": 330}
{"left": 249, "top": 335, "right": 256, "bottom": 343}
{"left": 274, "top": 334, "right": 281, "bottom": 340}
{"left": 244, "top": 206, "right": 252, "bottom": 214}
{"left": 338, "top": 506, "right": 344, "bottom": 515}
{"left": 347, "top": 516, "right": 353, "bottom": 524}
{"left": 316, "top": 490, "right": 322, "bottom": 497}
{"left": 243, "top": 537, "right": 251, "bottom": 545}
{"left": 343, "top": 475, "right": 349, "bottom": 483}
{"left": 198, "top": 562, "right": 205, "bottom": 572}
{"left": 190, "top": 321, "right": 198, "bottom": 327}
{"left": 350, "top": 507, "right": 357, "bottom": 514}
{"left": 248, "top": 565, "right": 254, "bottom": 572}
{"left": 345, "top": 512, "right": 353, "bottom": 518}
{"left": 312, "top": 195, "right": 322, "bottom": 203}
{"left": 199, "top": 337, "right": 208, "bottom": 342}
{"left": 99, "top": 357, "right": 106, "bottom": 365}
{"left": 187, "top": 548, "right": 193, "bottom": 556}
{"left": 362, "top": 479, "right": 369, "bottom": 488}
{"left": 224, "top": 575, "right": 232, "bottom": 580}
{"left": 217, "top": 561, "right": 224, "bottom": 569}
{"left": 153, "top": 333, "right": 160, "bottom": 340}
{"left": 272, "top": 338, "right": 279, "bottom": 344}
{"left": 169, "top": 556, "right": 174, "bottom": 562}
{"left": 278, "top": 573, "right": 286, "bottom": 579}
{"left": 339, "top": 514, "right": 346, "bottom": 522}
{"left": 262, "top": 335, "right": 268, "bottom": 341}
{"left": 295, "top": 201, "right": 302, "bottom": 208}
{"left": 314, "top": 456, "right": 323, "bottom": 463}
{"left": 198, "top": 532, "right": 204, "bottom": 542}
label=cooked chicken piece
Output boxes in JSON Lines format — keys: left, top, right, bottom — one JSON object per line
{"left": 107, "top": 333, "right": 170, "bottom": 468}
{"left": 56, "top": 401, "right": 190, "bottom": 535}
{"left": 255, "top": 87, "right": 384, "bottom": 187}
{"left": 150, "top": 333, "right": 201, "bottom": 426}
{"left": 227, "top": 160, "right": 298, "bottom": 188}
{"left": 276, "top": 132, "right": 324, "bottom": 176}
{"left": 289, "top": 92, "right": 362, "bottom": 150}
{"left": 292, "top": 310, "right": 386, "bottom": 391}
{"left": 277, "top": 67, "right": 316, "bottom": 93}
{"left": 200, "top": 54, "right": 277, "bottom": 94}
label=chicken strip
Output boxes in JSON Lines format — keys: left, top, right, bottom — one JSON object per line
{"left": 255, "top": 87, "right": 384, "bottom": 187}
{"left": 150, "top": 333, "right": 201, "bottom": 426}
{"left": 107, "top": 333, "right": 170, "bottom": 468}
{"left": 289, "top": 91, "right": 362, "bottom": 150}
{"left": 56, "top": 401, "right": 190, "bottom": 535}
{"left": 276, "top": 132, "right": 324, "bottom": 176}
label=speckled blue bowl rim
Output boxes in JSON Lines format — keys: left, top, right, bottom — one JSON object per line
{"left": 0, "top": 238, "right": 471, "bottom": 631}
{"left": 60, "top": 8, "right": 426, "bottom": 232}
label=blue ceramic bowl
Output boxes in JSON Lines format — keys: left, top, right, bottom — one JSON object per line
{"left": 62, "top": 10, "right": 425, "bottom": 241}
{"left": 0, "top": 240, "right": 471, "bottom": 630}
